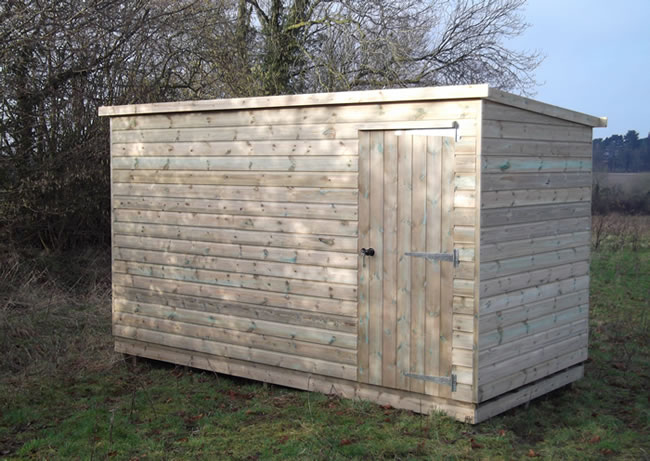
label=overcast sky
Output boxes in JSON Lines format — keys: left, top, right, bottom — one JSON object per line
{"left": 510, "top": 0, "right": 649, "bottom": 138}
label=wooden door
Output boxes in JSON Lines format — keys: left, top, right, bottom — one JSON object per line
{"left": 358, "top": 131, "right": 455, "bottom": 397}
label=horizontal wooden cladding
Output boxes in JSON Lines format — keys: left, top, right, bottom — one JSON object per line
{"left": 114, "top": 339, "right": 478, "bottom": 422}
{"left": 479, "top": 317, "right": 588, "bottom": 369}
{"left": 481, "top": 187, "right": 590, "bottom": 209}
{"left": 475, "top": 365, "right": 584, "bottom": 422}
{"left": 112, "top": 184, "right": 358, "bottom": 205}
{"left": 483, "top": 101, "right": 586, "bottom": 127}
{"left": 113, "top": 196, "right": 358, "bottom": 221}
{"left": 487, "top": 88, "right": 605, "bottom": 127}
{"left": 479, "top": 303, "right": 588, "bottom": 350}
{"left": 114, "top": 247, "right": 356, "bottom": 285}
{"left": 113, "top": 170, "right": 358, "bottom": 188}
{"left": 479, "top": 289, "right": 588, "bottom": 335}
{"left": 482, "top": 172, "right": 591, "bottom": 192}
{"left": 111, "top": 121, "right": 478, "bottom": 144}
{"left": 114, "top": 235, "right": 357, "bottom": 269}
{"left": 481, "top": 202, "right": 590, "bottom": 228}
{"left": 101, "top": 84, "right": 489, "bottom": 116}
{"left": 479, "top": 332, "right": 588, "bottom": 387}
{"left": 453, "top": 296, "right": 475, "bottom": 315}
{"left": 114, "top": 298, "right": 356, "bottom": 349}
{"left": 482, "top": 231, "right": 590, "bottom": 262}
{"left": 113, "top": 325, "right": 356, "bottom": 380}
{"left": 452, "top": 314, "right": 475, "bottom": 333}
{"left": 480, "top": 261, "right": 589, "bottom": 299}
{"left": 113, "top": 140, "right": 358, "bottom": 157}
{"left": 111, "top": 100, "right": 481, "bottom": 131}
{"left": 113, "top": 261, "right": 357, "bottom": 301}
{"left": 114, "top": 273, "right": 356, "bottom": 317}
{"left": 480, "top": 245, "right": 590, "bottom": 280}
{"left": 454, "top": 226, "right": 475, "bottom": 243}
{"left": 482, "top": 157, "right": 591, "bottom": 173}
{"left": 481, "top": 216, "right": 590, "bottom": 245}
{"left": 114, "top": 310, "right": 356, "bottom": 364}
{"left": 481, "top": 139, "right": 592, "bottom": 158}
{"left": 114, "top": 286, "right": 356, "bottom": 333}
{"left": 452, "top": 331, "right": 474, "bottom": 350}
{"left": 113, "top": 222, "right": 358, "bottom": 253}
{"left": 482, "top": 120, "right": 592, "bottom": 143}
{"left": 114, "top": 136, "right": 476, "bottom": 157}
{"left": 478, "top": 344, "right": 587, "bottom": 402}
{"left": 112, "top": 156, "right": 358, "bottom": 172}
{"left": 454, "top": 191, "right": 475, "bottom": 208}
{"left": 454, "top": 155, "right": 476, "bottom": 173}
{"left": 452, "top": 348, "right": 474, "bottom": 368}
{"left": 113, "top": 209, "right": 358, "bottom": 237}
{"left": 480, "top": 275, "right": 589, "bottom": 316}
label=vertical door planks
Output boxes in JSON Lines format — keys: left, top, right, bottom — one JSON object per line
{"left": 439, "top": 137, "right": 455, "bottom": 399}
{"left": 359, "top": 131, "right": 455, "bottom": 397}
{"left": 425, "top": 137, "right": 442, "bottom": 396}
{"left": 410, "top": 135, "right": 428, "bottom": 394}
{"left": 382, "top": 131, "right": 399, "bottom": 388}
{"left": 357, "top": 131, "right": 371, "bottom": 384}
{"left": 368, "top": 131, "right": 384, "bottom": 385}
{"left": 396, "top": 134, "right": 413, "bottom": 391}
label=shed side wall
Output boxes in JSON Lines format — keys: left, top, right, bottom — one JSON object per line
{"left": 478, "top": 101, "right": 592, "bottom": 402}
{"left": 109, "top": 100, "right": 480, "bottom": 400}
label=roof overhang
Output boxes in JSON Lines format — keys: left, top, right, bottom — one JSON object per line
{"left": 99, "top": 83, "right": 607, "bottom": 128}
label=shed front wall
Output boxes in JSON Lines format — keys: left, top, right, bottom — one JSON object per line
{"left": 478, "top": 101, "right": 592, "bottom": 403}
{"left": 109, "top": 100, "right": 481, "bottom": 405}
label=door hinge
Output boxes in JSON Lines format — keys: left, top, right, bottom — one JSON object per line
{"left": 404, "top": 249, "right": 459, "bottom": 267}
{"left": 403, "top": 372, "right": 457, "bottom": 392}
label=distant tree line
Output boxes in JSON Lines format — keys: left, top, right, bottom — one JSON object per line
{"left": 1, "top": 0, "right": 541, "bottom": 251}
{"left": 593, "top": 130, "right": 650, "bottom": 172}
{"left": 592, "top": 130, "right": 650, "bottom": 215}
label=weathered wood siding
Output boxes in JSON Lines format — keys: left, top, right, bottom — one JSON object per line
{"left": 478, "top": 101, "right": 592, "bottom": 402}
{"left": 110, "top": 100, "right": 480, "bottom": 396}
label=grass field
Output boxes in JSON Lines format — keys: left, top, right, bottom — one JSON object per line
{"left": 594, "top": 172, "right": 650, "bottom": 197}
{"left": 1, "top": 217, "right": 648, "bottom": 460}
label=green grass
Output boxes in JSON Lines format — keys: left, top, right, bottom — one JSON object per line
{"left": 1, "top": 233, "right": 649, "bottom": 460}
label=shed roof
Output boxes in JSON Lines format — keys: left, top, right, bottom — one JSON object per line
{"left": 99, "top": 84, "right": 607, "bottom": 128}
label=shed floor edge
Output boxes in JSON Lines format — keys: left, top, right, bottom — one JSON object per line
{"left": 115, "top": 339, "right": 477, "bottom": 423}
{"left": 474, "top": 364, "right": 584, "bottom": 423}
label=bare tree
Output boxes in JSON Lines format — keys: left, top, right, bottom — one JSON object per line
{"left": 199, "top": 0, "right": 541, "bottom": 96}
{"left": 0, "top": 0, "right": 225, "bottom": 249}
{"left": 0, "top": 0, "right": 541, "bottom": 250}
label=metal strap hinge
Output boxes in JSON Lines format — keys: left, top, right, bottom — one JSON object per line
{"left": 404, "top": 249, "right": 459, "bottom": 267}
{"left": 403, "top": 373, "right": 457, "bottom": 392}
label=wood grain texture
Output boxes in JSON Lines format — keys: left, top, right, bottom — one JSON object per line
{"left": 100, "top": 84, "right": 490, "bottom": 116}
{"left": 113, "top": 196, "right": 358, "bottom": 220}
{"left": 113, "top": 170, "right": 358, "bottom": 188}
{"left": 396, "top": 134, "right": 413, "bottom": 390}
{"left": 114, "top": 285, "right": 357, "bottom": 333}
{"left": 368, "top": 131, "right": 384, "bottom": 385}
{"left": 357, "top": 132, "right": 371, "bottom": 384}
{"left": 478, "top": 103, "right": 592, "bottom": 404}
{"left": 424, "top": 136, "right": 442, "bottom": 396}
{"left": 112, "top": 183, "right": 358, "bottom": 204}
{"left": 409, "top": 135, "right": 427, "bottom": 394}
{"left": 382, "top": 131, "right": 399, "bottom": 388}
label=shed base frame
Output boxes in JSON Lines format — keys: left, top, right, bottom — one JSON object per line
{"left": 116, "top": 339, "right": 583, "bottom": 424}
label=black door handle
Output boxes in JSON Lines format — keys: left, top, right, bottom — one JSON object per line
{"left": 360, "top": 248, "right": 375, "bottom": 256}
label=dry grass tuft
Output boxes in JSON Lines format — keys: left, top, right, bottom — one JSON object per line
{"left": 0, "top": 245, "right": 116, "bottom": 383}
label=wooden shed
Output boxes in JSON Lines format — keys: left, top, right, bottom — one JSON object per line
{"left": 99, "top": 84, "right": 606, "bottom": 423}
